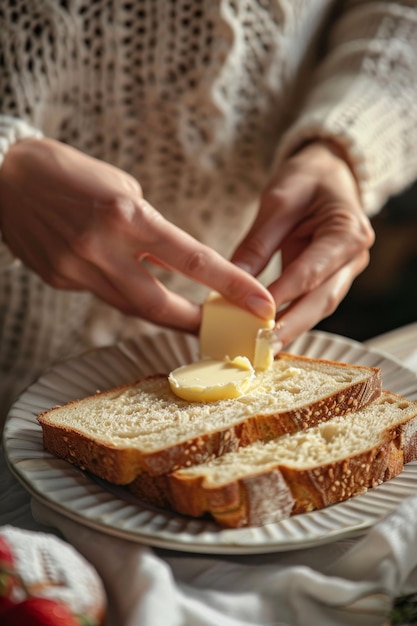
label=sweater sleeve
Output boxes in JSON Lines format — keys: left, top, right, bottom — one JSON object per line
{"left": 274, "top": 1, "right": 417, "bottom": 215}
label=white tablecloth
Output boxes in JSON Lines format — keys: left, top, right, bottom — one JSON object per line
{"left": 2, "top": 322, "right": 417, "bottom": 626}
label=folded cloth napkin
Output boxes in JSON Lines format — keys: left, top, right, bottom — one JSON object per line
{"left": 32, "top": 491, "right": 417, "bottom": 626}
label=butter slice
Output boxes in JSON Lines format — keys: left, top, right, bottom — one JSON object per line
{"left": 168, "top": 357, "right": 255, "bottom": 402}
{"left": 200, "top": 291, "right": 275, "bottom": 370}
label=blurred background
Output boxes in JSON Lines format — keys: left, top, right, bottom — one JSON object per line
{"left": 316, "top": 181, "right": 417, "bottom": 342}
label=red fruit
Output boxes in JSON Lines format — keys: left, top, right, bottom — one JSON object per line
{"left": 0, "top": 536, "right": 17, "bottom": 600}
{"left": 0, "top": 570, "right": 16, "bottom": 603}
{"left": 0, "top": 595, "right": 17, "bottom": 615}
{"left": 0, "top": 536, "right": 14, "bottom": 569}
{"left": 2, "top": 597, "right": 80, "bottom": 626}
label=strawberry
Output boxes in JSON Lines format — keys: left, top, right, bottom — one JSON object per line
{"left": 0, "top": 536, "right": 14, "bottom": 569}
{"left": 2, "top": 597, "right": 80, "bottom": 626}
{"left": 0, "top": 595, "right": 16, "bottom": 615}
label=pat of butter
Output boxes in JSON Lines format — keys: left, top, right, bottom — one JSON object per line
{"left": 200, "top": 291, "right": 275, "bottom": 370}
{"left": 168, "top": 357, "right": 255, "bottom": 402}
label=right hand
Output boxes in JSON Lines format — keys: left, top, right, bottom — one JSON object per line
{"left": 0, "top": 138, "right": 275, "bottom": 332}
{"left": 231, "top": 141, "right": 375, "bottom": 347}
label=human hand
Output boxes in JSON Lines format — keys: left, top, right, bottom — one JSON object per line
{"left": 231, "top": 141, "right": 375, "bottom": 348}
{"left": 0, "top": 138, "right": 275, "bottom": 332}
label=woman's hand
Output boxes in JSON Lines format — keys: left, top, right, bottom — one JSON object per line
{"left": 232, "top": 141, "right": 375, "bottom": 348}
{"left": 0, "top": 138, "right": 275, "bottom": 332}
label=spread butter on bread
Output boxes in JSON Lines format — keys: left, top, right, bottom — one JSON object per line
{"left": 37, "top": 293, "right": 400, "bottom": 528}
{"left": 38, "top": 353, "right": 381, "bottom": 483}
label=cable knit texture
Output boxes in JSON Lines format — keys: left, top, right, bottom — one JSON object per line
{"left": 0, "top": 0, "right": 417, "bottom": 420}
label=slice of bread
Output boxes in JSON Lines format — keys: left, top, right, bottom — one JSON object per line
{"left": 38, "top": 353, "right": 381, "bottom": 484}
{"left": 129, "top": 391, "right": 417, "bottom": 528}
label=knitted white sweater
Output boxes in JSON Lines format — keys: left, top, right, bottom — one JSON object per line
{"left": 1, "top": 0, "right": 417, "bottom": 420}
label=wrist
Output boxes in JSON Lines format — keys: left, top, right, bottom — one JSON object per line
{"left": 289, "top": 137, "right": 362, "bottom": 200}
{"left": 292, "top": 136, "right": 351, "bottom": 165}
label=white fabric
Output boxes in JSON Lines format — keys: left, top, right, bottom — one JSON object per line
{"left": 32, "top": 494, "right": 417, "bottom": 626}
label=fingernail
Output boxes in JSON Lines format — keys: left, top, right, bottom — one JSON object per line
{"left": 234, "top": 261, "right": 254, "bottom": 275}
{"left": 246, "top": 295, "right": 275, "bottom": 320}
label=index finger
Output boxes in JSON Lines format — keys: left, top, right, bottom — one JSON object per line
{"left": 133, "top": 200, "right": 276, "bottom": 320}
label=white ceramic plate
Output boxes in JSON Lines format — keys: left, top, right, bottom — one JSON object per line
{"left": 4, "top": 330, "right": 417, "bottom": 555}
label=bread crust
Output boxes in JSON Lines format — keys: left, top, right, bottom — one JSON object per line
{"left": 38, "top": 356, "right": 382, "bottom": 484}
{"left": 129, "top": 392, "right": 417, "bottom": 528}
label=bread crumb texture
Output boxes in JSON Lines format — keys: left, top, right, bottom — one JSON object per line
{"left": 140, "top": 391, "right": 417, "bottom": 527}
{"left": 176, "top": 392, "right": 411, "bottom": 485}
{"left": 38, "top": 355, "right": 378, "bottom": 453}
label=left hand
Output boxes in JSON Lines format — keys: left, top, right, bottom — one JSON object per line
{"left": 231, "top": 140, "right": 375, "bottom": 348}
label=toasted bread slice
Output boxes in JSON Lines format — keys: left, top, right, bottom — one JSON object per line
{"left": 129, "top": 391, "right": 417, "bottom": 528}
{"left": 38, "top": 353, "right": 381, "bottom": 484}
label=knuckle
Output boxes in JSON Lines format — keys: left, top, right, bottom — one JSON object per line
{"left": 260, "top": 187, "right": 288, "bottom": 211}
{"left": 331, "top": 156, "right": 350, "bottom": 179}
{"left": 360, "top": 220, "right": 376, "bottom": 249}
{"left": 134, "top": 198, "right": 165, "bottom": 241}
{"left": 240, "top": 236, "right": 268, "bottom": 264}
{"left": 222, "top": 276, "right": 245, "bottom": 300}
{"left": 183, "top": 250, "right": 209, "bottom": 274}
{"left": 331, "top": 211, "right": 375, "bottom": 254}
{"left": 70, "top": 232, "right": 97, "bottom": 260}
{"left": 102, "top": 196, "right": 137, "bottom": 228}
{"left": 140, "top": 296, "right": 169, "bottom": 324}
{"left": 347, "top": 220, "right": 375, "bottom": 256}
{"left": 136, "top": 198, "right": 162, "bottom": 223}
{"left": 322, "top": 287, "right": 341, "bottom": 318}
{"left": 124, "top": 173, "right": 142, "bottom": 196}
{"left": 297, "top": 260, "right": 322, "bottom": 293}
